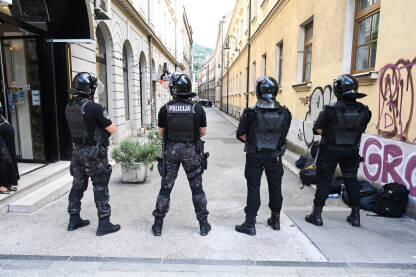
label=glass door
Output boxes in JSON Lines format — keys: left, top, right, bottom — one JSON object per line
{"left": 0, "top": 38, "right": 45, "bottom": 161}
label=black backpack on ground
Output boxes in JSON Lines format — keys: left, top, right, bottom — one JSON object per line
{"left": 373, "top": 182, "right": 409, "bottom": 217}
{"left": 299, "top": 166, "right": 318, "bottom": 186}
{"left": 341, "top": 180, "right": 378, "bottom": 211}
{"left": 295, "top": 154, "right": 314, "bottom": 169}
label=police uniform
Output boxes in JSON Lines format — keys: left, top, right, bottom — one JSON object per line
{"left": 152, "top": 72, "right": 210, "bottom": 236}
{"left": 65, "top": 72, "right": 120, "bottom": 236}
{"left": 235, "top": 76, "right": 292, "bottom": 236}
{"left": 305, "top": 74, "right": 371, "bottom": 227}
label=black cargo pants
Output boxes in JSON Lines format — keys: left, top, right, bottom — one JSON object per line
{"left": 244, "top": 150, "right": 284, "bottom": 218}
{"left": 68, "top": 146, "right": 112, "bottom": 219}
{"left": 153, "top": 141, "right": 209, "bottom": 221}
{"left": 314, "top": 144, "right": 361, "bottom": 207}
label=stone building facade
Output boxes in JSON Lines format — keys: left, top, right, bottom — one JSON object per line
{"left": 213, "top": 0, "right": 416, "bottom": 217}
{"left": 197, "top": 56, "right": 216, "bottom": 102}
{"left": 71, "top": 0, "right": 193, "bottom": 143}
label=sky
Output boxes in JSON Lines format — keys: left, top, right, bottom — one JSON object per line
{"left": 181, "top": 0, "right": 236, "bottom": 49}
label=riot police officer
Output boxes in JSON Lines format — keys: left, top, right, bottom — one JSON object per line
{"left": 235, "top": 76, "right": 292, "bottom": 236}
{"left": 305, "top": 74, "right": 371, "bottom": 227}
{"left": 152, "top": 72, "right": 211, "bottom": 236}
{"left": 65, "top": 72, "right": 120, "bottom": 236}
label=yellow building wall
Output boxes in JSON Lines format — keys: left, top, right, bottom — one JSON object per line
{"left": 225, "top": 0, "right": 416, "bottom": 144}
{"left": 222, "top": 0, "right": 416, "bottom": 213}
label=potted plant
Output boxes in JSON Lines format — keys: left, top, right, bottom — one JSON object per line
{"left": 111, "top": 140, "right": 158, "bottom": 183}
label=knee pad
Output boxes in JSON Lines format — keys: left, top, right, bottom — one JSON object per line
{"left": 191, "top": 186, "right": 204, "bottom": 196}
{"left": 93, "top": 187, "right": 109, "bottom": 202}
{"left": 68, "top": 188, "right": 84, "bottom": 200}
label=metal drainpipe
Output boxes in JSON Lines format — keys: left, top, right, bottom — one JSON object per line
{"left": 148, "top": 35, "right": 153, "bottom": 128}
{"left": 246, "top": 0, "right": 252, "bottom": 108}
{"left": 226, "top": 49, "right": 229, "bottom": 114}
{"left": 220, "top": 19, "right": 224, "bottom": 110}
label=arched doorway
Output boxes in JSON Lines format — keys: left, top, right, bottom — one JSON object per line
{"left": 95, "top": 27, "right": 108, "bottom": 107}
{"left": 151, "top": 59, "right": 156, "bottom": 127}
{"left": 139, "top": 52, "right": 147, "bottom": 127}
{"left": 122, "top": 43, "right": 131, "bottom": 121}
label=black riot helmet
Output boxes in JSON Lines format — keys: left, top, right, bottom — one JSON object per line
{"left": 256, "top": 76, "right": 279, "bottom": 100}
{"left": 333, "top": 74, "right": 366, "bottom": 100}
{"left": 169, "top": 72, "right": 195, "bottom": 98}
{"left": 69, "top": 72, "right": 98, "bottom": 97}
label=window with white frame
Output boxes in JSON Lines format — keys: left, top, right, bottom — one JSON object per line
{"left": 261, "top": 53, "right": 266, "bottom": 76}
{"left": 240, "top": 72, "right": 242, "bottom": 92}
{"left": 275, "top": 42, "right": 283, "bottom": 85}
{"left": 352, "top": 0, "right": 380, "bottom": 73}
{"left": 252, "top": 0, "right": 258, "bottom": 19}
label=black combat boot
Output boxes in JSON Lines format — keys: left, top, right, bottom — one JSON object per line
{"left": 267, "top": 212, "right": 280, "bottom": 230}
{"left": 347, "top": 207, "right": 360, "bottom": 227}
{"left": 305, "top": 205, "right": 323, "bottom": 226}
{"left": 152, "top": 218, "right": 163, "bottom": 236}
{"left": 96, "top": 217, "right": 121, "bottom": 236}
{"left": 199, "top": 218, "right": 211, "bottom": 236}
{"left": 67, "top": 214, "right": 90, "bottom": 231}
{"left": 235, "top": 216, "right": 256, "bottom": 236}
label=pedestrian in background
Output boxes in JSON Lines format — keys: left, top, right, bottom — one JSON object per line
{"left": 235, "top": 76, "right": 292, "bottom": 236}
{"left": 305, "top": 74, "right": 371, "bottom": 227}
{"left": 152, "top": 72, "right": 211, "bottom": 237}
{"left": 0, "top": 101, "right": 19, "bottom": 194}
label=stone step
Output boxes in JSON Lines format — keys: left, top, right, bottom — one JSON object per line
{"left": 8, "top": 174, "right": 73, "bottom": 213}
{"left": 0, "top": 161, "right": 70, "bottom": 215}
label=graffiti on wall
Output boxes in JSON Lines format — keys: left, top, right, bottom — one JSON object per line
{"left": 361, "top": 135, "right": 416, "bottom": 197}
{"left": 299, "top": 96, "right": 310, "bottom": 106}
{"left": 302, "top": 85, "right": 336, "bottom": 147}
{"left": 377, "top": 57, "right": 416, "bottom": 143}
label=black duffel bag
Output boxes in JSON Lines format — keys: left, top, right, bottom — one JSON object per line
{"left": 299, "top": 166, "right": 318, "bottom": 186}
{"left": 341, "top": 180, "right": 378, "bottom": 211}
{"left": 373, "top": 182, "right": 409, "bottom": 217}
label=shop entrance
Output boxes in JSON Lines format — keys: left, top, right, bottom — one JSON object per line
{"left": 0, "top": 37, "right": 45, "bottom": 162}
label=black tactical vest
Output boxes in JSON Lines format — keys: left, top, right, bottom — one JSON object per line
{"left": 252, "top": 108, "right": 286, "bottom": 150}
{"left": 332, "top": 102, "right": 367, "bottom": 146}
{"left": 65, "top": 97, "right": 90, "bottom": 140}
{"left": 166, "top": 100, "right": 195, "bottom": 142}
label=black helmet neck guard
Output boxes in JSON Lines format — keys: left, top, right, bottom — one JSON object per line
{"left": 333, "top": 74, "right": 366, "bottom": 100}
{"left": 256, "top": 76, "right": 279, "bottom": 100}
{"left": 69, "top": 72, "right": 98, "bottom": 98}
{"left": 169, "top": 72, "right": 195, "bottom": 98}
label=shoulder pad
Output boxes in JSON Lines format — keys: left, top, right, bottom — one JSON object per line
{"left": 325, "top": 102, "right": 338, "bottom": 110}
{"left": 280, "top": 105, "right": 290, "bottom": 112}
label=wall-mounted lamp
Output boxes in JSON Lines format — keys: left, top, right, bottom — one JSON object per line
{"left": 224, "top": 35, "right": 239, "bottom": 52}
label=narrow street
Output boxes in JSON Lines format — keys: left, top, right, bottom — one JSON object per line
{"left": 0, "top": 109, "right": 415, "bottom": 276}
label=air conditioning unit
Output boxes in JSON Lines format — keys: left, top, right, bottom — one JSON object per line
{"left": 95, "top": 0, "right": 110, "bottom": 20}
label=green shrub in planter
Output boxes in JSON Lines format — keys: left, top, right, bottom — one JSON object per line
{"left": 111, "top": 140, "right": 158, "bottom": 171}
{"left": 147, "top": 130, "right": 162, "bottom": 145}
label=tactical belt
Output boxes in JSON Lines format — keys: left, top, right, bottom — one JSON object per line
{"left": 245, "top": 145, "right": 277, "bottom": 154}
{"left": 73, "top": 138, "right": 98, "bottom": 147}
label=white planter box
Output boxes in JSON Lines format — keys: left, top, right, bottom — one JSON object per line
{"left": 121, "top": 163, "right": 148, "bottom": 183}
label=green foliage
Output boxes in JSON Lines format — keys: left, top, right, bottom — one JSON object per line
{"left": 147, "top": 130, "right": 162, "bottom": 145}
{"left": 192, "top": 43, "right": 213, "bottom": 73}
{"left": 111, "top": 140, "right": 158, "bottom": 171}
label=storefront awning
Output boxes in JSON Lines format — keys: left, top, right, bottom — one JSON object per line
{"left": 45, "top": 0, "right": 94, "bottom": 41}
